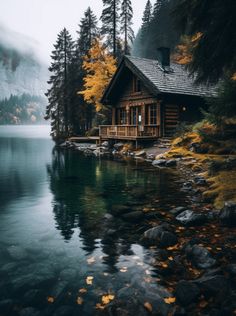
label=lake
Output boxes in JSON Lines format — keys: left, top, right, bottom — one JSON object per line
{"left": 0, "top": 125, "right": 187, "bottom": 316}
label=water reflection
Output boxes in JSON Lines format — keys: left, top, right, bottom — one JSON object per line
{"left": 47, "top": 147, "right": 186, "bottom": 272}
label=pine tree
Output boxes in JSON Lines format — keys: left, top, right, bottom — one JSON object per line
{"left": 77, "top": 7, "right": 99, "bottom": 56}
{"left": 78, "top": 38, "right": 117, "bottom": 112}
{"left": 66, "top": 7, "right": 99, "bottom": 135}
{"left": 100, "top": 0, "right": 121, "bottom": 57}
{"left": 120, "top": 0, "right": 134, "bottom": 55}
{"left": 45, "top": 28, "right": 75, "bottom": 140}
{"left": 141, "top": 0, "right": 152, "bottom": 36}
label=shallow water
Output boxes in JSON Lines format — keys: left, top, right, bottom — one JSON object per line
{"left": 0, "top": 126, "right": 188, "bottom": 316}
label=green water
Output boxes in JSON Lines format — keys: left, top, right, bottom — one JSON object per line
{"left": 0, "top": 126, "right": 187, "bottom": 316}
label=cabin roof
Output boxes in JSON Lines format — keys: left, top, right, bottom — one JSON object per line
{"left": 101, "top": 55, "right": 218, "bottom": 104}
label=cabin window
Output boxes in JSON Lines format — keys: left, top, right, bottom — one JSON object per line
{"left": 119, "top": 108, "right": 127, "bottom": 125}
{"left": 133, "top": 77, "right": 141, "bottom": 92}
{"left": 130, "top": 107, "right": 138, "bottom": 125}
{"left": 149, "top": 104, "right": 157, "bottom": 125}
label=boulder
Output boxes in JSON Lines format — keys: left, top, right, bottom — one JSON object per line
{"left": 152, "top": 159, "right": 166, "bottom": 167}
{"left": 187, "top": 245, "right": 216, "bottom": 269}
{"left": 175, "top": 280, "right": 200, "bottom": 306}
{"left": 114, "top": 142, "right": 124, "bottom": 150}
{"left": 135, "top": 150, "right": 146, "bottom": 157}
{"left": 219, "top": 201, "right": 236, "bottom": 227}
{"left": 176, "top": 210, "right": 207, "bottom": 226}
{"left": 170, "top": 206, "right": 186, "bottom": 216}
{"left": 144, "top": 226, "right": 164, "bottom": 240}
{"left": 159, "top": 231, "right": 178, "bottom": 247}
{"left": 102, "top": 141, "right": 109, "bottom": 147}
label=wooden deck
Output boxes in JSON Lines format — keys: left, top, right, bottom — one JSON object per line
{"left": 68, "top": 136, "right": 100, "bottom": 144}
{"left": 99, "top": 125, "right": 160, "bottom": 140}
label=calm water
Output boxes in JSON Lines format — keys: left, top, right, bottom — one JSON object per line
{"left": 0, "top": 126, "right": 187, "bottom": 316}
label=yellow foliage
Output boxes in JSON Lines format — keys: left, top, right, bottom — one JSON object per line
{"left": 164, "top": 297, "right": 176, "bottom": 304}
{"left": 76, "top": 296, "right": 84, "bottom": 305}
{"left": 78, "top": 38, "right": 117, "bottom": 112}
{"left": 101, "top": 294, "right": 115, "bottom": 305}
{"left": 47, "top": 296, "right": 55, "bottom": 303}
{"left": 86, "top": 276, "right": 94, "bottom": 285}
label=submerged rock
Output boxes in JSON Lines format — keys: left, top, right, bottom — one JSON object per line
{"left": 144, "top": 224, "right": 177, "bottom": 247}
{"left": 176, "top": 210, "right": 207, "bottom": 226}
{"left": 186, "top": 245, "right": 216, "bottom": 269}
{"left": 135, "top": 150, "right": 146, "bottom": 158}
{"left": 175, "top": 280, "right": 200, "bottom": 306}
{"left": 194, "top": 275, "right": 229, "bottom": 296}
{"left": 219, "top": 201, "right": 236, "bottom": 227}
{"left": 170, "top": 206, "right": 186, "bottom": 216}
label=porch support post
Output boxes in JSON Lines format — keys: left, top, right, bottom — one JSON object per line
{"left": 112, "top": 108, "right": 116, "bottom": 125}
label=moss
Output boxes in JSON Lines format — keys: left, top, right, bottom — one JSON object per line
{"left": 204, "top": 171, "right": 236, "bottom": 209}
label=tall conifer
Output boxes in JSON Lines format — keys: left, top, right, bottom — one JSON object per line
{"left": 120, "top": 0, "right": 134, "bottom": 54}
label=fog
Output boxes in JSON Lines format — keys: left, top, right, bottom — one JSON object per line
{"left": 0, "top": 0, "right": 150, "bottom": 64}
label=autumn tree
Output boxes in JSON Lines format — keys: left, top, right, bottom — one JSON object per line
{"left": 67, "top": 7, "right": 99, "bottom": 135}
{"left": 45, "top": 28, "right": 74, "bottom": 140}
{"left": 100, "top": 0, "right": 121, "bottom": 57}
{"left": 120, "top": 0, "right": 134, "bottom": 55}
{"left": 78, "top": 38, "right": 117, "bottom": 113}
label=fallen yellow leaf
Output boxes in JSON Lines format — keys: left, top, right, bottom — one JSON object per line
{"left": 101, "top": 294, "right": 115, "bottom": 305}
{"left": 86, "top": 276, "right": 94, "bottom": 285}
{"left": 47, "top": 296, "right": 55, "bottom": 303}
{"left": 76, "top": 296, "right": 84, "bottom": 305}
{"left": 120, "top": 267, "right": 128, "bottom": 273}
{"left": 164, "top": 297, "right": 176, "bottom": 304}
{"left": 144, "top": 302, "right": 153, "bottom": 312}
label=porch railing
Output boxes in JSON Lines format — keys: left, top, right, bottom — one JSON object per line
{"left": 99, "top": 125, "right": 160, "bottom": 138}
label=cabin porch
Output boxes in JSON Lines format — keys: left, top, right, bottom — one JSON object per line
{"left": 99, "top": 124, "right": 160, "bottom": 140}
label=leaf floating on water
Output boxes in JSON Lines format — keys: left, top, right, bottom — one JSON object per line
{"left": 144, "top": 302, "right": 153, "bottom": 312}
{"left": 120, "top": 267, "right": 128, "bottom": 273}
{"left": 164, "top": 297, "right": 176, "bottom": 304}
{"left": 137, "top": 262, "right": 144, "bottom": 266}
{"left": 103, "top": 272, "right": 109, "bottom": 276}
{"left": 101, "top": 294, "right": 115, "bottom": 305}
{"left": 76, "top": 296, "right": 84, "bottom": 305}
{"left": 79, "top": 288, "right": 87, "bottom": 294}
{"left": 47, "top": 296, "right": 55, "bottom": 303}
{"left": 168, "top": 256, "right": 174, "bottom": 261}
{"left": 86, "top": 276, "right": 94, "bottom": 285}
{"left": 145, "top": 269, "right": 151, "bottom": 275}
{"left": 87, "top": 257, "right": 96, "bottom": 264}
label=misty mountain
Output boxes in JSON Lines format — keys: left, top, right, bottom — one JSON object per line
{"left": 0, "top": 25, "right": 49, "bottom": 123}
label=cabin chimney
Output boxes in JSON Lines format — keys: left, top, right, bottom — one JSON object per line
{"left": 157, "top": 47, "right": 170, "bottom": 69}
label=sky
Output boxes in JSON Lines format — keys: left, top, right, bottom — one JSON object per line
{"left": 0, "top": 0, "right": 150, "bottom": 64}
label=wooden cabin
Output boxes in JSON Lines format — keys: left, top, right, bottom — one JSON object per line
{"left": 100, "top": 49, "right": 217, "bottom": 145}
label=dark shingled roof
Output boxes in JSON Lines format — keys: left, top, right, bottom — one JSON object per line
{"left": 102, "top": 55, "right": 218, "bottom": 104}
{"left": 125, "top": 55, "right": 217, "bottom": 97}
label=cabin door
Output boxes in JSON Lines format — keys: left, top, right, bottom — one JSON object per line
{"left": 163, "top": 104, "right": 179, "bottom": 137}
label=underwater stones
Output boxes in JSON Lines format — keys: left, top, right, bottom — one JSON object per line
{"left": 170, "top": 206, "right": 186, "bottom": 216}
{"left": 186, "top": 245, "right": 216, "bottom": 269}
{"left": 176, "top": 210, "right": 207, "bottom": 226}
{"left": 144, "top": 224, "right": 177, "bottom": 248}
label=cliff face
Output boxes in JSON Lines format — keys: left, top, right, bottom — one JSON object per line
{"left": 0, "top": 44, "right": 48, "bottom": 100}
{"left": 0, "top": 25, "right": 49, "bottom": 124}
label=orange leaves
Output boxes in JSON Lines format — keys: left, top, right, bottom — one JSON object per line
{"left": 79, "top": 288, "right": 88, "bottom": 294}
{"left": 96, "top": 294, "right": 115, "bottom": 310}
{"left": 78, "top": 37, "right": 117, "bottom": 112}
{"left": 144, "top": 302, "right": 153, "bottom": 312}
{"left": 164, "top": 297, "right": 176, "bottom": 304}
{"left": 86, "top": 276, "right": 94, "bottom": 285}
{"left": 47, "top": 296, "right": 55, "bottom": 303}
